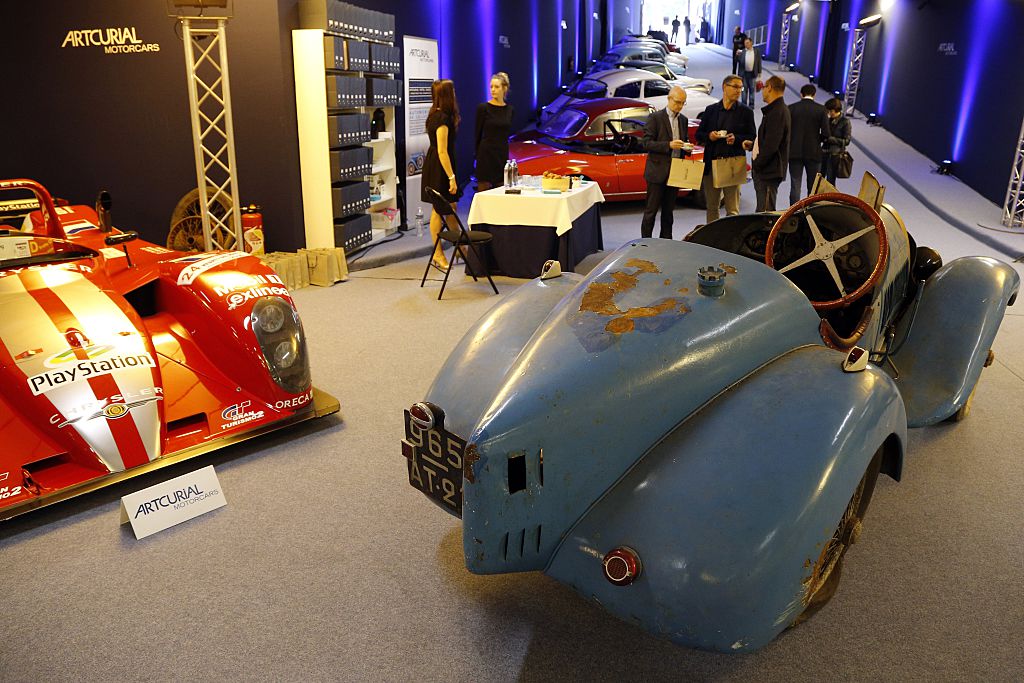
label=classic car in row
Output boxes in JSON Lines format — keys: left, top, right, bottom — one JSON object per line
{"left": 402, "top": 174, "right": 1017, "bottom": 652}
{"left": 541, "top": 68, "right": 717, "bottom": 123}
{"left": 0, "top": 179, "right": 338, "bottom": 519}
{"left": 511, "top": 98, "right": 706, "bottom": 204}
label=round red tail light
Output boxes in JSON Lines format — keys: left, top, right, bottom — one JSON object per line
{"left": 603, "top": 547, "right": 642, "bottom": 586}
{"left": 409, "top": 402, "right": 437, "bottom": 430}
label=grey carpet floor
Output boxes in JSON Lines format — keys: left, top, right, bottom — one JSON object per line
{"left": 2, "top": 45, "right": 1023, "bottom": 682}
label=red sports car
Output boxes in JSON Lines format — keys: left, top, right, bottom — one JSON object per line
{"left": 509, "top": 98, "right": 706, "bottom": 204}
{"left": 0, "top": 179, "right": 339, "bottom": 519}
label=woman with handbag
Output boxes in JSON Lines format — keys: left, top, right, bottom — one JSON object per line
{"left": 822, "top": 98, "right": 852, "bottom": 185}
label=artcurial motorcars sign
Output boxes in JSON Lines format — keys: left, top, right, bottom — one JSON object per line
{"left": 60, "top": 27, "right": 160, "bottom": 54}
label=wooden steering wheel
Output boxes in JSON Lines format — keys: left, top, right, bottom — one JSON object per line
{"left": 765, "top": 193, "right": 889, "bottom": 312}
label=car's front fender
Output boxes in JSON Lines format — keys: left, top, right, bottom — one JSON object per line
{"left": 891, "top": 256, "right": 1018, "bottom": 426}
{"left": 544, "top": 345, "right": 907, "bottom": 653}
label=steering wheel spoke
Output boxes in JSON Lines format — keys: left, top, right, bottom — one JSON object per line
{"left": 830, "top": 224, "right": 876, "bottom": 251}
{"left": 823, "top": 256, "right": 848, "bottom": 297}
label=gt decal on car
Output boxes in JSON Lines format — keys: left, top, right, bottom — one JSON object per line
{"left": 218, "top": 401, "right": 265, "bottom": 431}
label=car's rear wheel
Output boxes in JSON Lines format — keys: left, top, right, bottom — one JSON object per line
{"left": 792, "top": 446, "right": 883, "bottom": 627}
{"left": 168, "top": 187, "right": 235, "bottom": 252}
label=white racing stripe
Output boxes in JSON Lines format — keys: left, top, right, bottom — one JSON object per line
{"left": 42, "top": 267, "right": 162, "bottom": 464}
{"left": 0, "top": 267, "right": 162, "bottom": 471}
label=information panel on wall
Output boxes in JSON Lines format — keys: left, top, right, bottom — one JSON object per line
{"left": 403, "top": 36, "right": 439, "bottom": 218}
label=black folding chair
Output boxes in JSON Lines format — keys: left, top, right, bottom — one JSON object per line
{"left": 420, "top": 187, "right": 499, "bottom": 300}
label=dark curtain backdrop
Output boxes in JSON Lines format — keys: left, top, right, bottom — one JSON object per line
{"left": 722, "top": 0, "right": 1024, "bottom": 207}
{"left": 0, "top": 0, "right": 643, "bottom": 251}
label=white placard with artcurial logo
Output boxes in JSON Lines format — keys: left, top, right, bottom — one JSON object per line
{"left": 119, "top": 465, "right": 227, "bottom": 539}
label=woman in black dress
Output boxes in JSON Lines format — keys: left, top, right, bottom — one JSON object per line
{"left": 474, "top": 72, "right": 515, "bottom": 191}
{"left": 421, "top": 79, "right": 461, "bottom": 270}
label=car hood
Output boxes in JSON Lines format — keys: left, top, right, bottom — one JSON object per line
{"left": 425, "top": 239, "right": 824, "bottom": 573}
{"left": 0, "top": 262, "right": 161, "bottom": 474}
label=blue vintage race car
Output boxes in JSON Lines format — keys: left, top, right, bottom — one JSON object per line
{"left": 401, "top": 175, "right": 1018, "bottom": 652}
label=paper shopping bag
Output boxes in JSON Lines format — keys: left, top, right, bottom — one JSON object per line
{"left": 667, "top": 158, "right": 705, "bottom": 189}
{"left": 712, "top": 155, "right": 748, "bottom": 188}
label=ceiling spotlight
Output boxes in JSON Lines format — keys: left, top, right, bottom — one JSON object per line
{"left": 785, "top": 2, "right": 800, "bottom": 11}
{"left": 938, "top": 159, "right": 953, "bottom": 175}
{"left": 867, "top": 112, "right": 879, "bottom": 125}
{"left": 859, "top": 14, "right": 883, "bottom": 27}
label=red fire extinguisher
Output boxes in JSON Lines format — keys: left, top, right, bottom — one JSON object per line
{"left": 240, "top": 203, "right": 264, "bottom": 255}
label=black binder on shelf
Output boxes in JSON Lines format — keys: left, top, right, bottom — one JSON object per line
{"left": 327, "top": 113, "right": 371, "bottom": 147}
{"left": 334, "top": 213, "right": 372, "bottom": 251}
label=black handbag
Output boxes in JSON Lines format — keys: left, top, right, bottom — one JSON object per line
{"left": 836, "top": 150, "right": 854, "bottom": 179}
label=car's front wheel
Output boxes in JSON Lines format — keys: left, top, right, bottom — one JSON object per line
{"left": 792, "top": 446, "right": 883, "bottom": 626}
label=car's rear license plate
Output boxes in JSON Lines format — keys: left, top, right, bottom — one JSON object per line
{"left": 402, "top": 410, "right": 466, "bottom": 515}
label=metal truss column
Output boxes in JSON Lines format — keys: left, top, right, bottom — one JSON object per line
{"left": 181, "top": 18, "right": 243, "bottom": 252}
{"left": 1002, "top": 115, "right": 1024, "bottom": 228}
{"left": 778, "top": 15, "right": 791, "bottom": 69}
{"left": 844, "top": 28, "right": 866, "bottom": 117}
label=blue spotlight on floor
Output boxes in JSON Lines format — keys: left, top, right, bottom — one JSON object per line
{"left": 808, "top": 74, "right": 816, "bottom": 83}
{"left": 938, "top": 159, "right": 953, "bottom": 175}
{"left": 867, "top": 112, "right": 879, "bottom": 125}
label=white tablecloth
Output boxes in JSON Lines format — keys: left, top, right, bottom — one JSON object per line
{"left": 467, "top": 182, "right": 605, "bottom": 236}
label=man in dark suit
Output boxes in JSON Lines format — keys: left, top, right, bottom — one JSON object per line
{"left": 788, "top": 84, "right": 831, "bottom": 205}
{"left": 640, "top": 86, "right": 690, "bottom": 239}
{"left": 745, "top": 75, "right": 791, "bottom": 212}
{"left": 731, "top": 26, "right": 748, "bottom": 74}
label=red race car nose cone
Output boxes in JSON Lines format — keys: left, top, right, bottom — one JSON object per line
{"left": 603, "top": 547, "right": 642, "bottom": 586}
{"left": 409, "top": 402, "right": 435, "bottom": 429}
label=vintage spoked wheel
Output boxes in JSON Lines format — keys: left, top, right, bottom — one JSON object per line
{"left": 167, "top": 187, "right": 235, "bottom": 251}
{"left": 793, "top": 447, "right": 883, "bottom": 626}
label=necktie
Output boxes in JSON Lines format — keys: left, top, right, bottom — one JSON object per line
{"left": 669, "top": 112, "right": 680, "bottom": 158}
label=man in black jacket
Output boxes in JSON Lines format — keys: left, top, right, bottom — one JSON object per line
{"left": 787, "top": 84, "right": 830, "bottom": 205}
{"left": 695, "top": 74, "right": 756, "bottom": 223}
{"left": 731, "top": 26, "right": 747, "bottom": 74}
{"left": 745, "top": 75, "right": 790, "bottom": 212}
{"left": 640, "top": 86, "right": 690, "bottom": 239}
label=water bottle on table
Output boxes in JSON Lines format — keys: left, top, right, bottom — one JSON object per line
{"left": 415, "top": 206, "right": 424, "bottom": 237}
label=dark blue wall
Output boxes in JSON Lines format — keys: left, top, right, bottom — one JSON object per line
{"left": 723, "top": 0, "right": 1024, "bottom": 207}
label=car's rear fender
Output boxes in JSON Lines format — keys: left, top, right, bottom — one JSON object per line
{"left": 889, "top": 256, "right": 1018, "bottom": 426}
{"left": 544, "top": 345, "right": 906, "bottom": 653}
{"left": 425, "top": 273, "right": 584, "bottom": 439}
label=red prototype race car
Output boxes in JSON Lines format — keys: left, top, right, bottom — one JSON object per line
{"left": 0, "top": 179, "right": 339, "bottom": 519}
{"left": 509, "top": 98, "right": 706, "bottom": 204}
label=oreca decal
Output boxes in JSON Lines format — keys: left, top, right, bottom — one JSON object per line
{"left": 274, "top": 391, "right": 313, "bottom": 410}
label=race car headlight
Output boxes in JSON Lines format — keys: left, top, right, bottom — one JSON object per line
{"left": 251, "top": 296, "right": 311, "bottom": 394}
{"left": 258, "top": 302, "right": 286, "bottom": 333}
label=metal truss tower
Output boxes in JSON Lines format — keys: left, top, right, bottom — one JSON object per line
{"left": 844, "top": 28, "right": 866, "bottom": 118}
{"left": 1002, "top": 115, "right": 1024, "bottom": 228}
{"left": 172, "top": 2, "right": 243, "bottom": 251}
{"left": 778, "top": 14, "right": 792, "bottom": 70}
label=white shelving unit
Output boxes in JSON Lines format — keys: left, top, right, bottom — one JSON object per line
{"left": 292, "top": 22, "right": 400, "bottom": 254}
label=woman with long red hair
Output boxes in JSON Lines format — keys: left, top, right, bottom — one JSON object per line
{"left": 421, "top": 79, "right": 461, "bottom": 270}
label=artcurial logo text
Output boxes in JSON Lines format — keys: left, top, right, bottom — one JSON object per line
{"left": 133, "top": 484, "right": 219, "bottom": 518}
{"left": 60, "top": 27, "right": 161, "bottom": 54}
